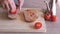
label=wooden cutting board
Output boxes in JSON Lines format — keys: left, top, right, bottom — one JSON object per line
{"left": 0, "top": 8, "right": 46, "bottom": 32}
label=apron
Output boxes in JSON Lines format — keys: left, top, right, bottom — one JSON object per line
{"left": 14, "top": 0, "right": 24, "bottom": 10}
{"left": 14, "top": 0, "right": 19, "bottom": 5}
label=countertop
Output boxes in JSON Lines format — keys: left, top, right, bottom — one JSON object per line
{"left": 0, "top": 0, "right": 60, "bottom": 34}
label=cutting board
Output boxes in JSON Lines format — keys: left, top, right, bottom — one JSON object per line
{"left": 0, "top": 8, "right": 46, "bottom": 32}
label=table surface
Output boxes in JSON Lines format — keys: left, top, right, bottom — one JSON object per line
{"left": 0, "top": 0, "right": 60, "bottom": 34}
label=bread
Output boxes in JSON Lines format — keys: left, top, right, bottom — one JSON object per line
{"left": 23, "top": 9, "right": 39, "bottom": 22}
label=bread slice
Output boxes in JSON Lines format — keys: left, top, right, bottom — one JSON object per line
{"left": 23, "top": 9, "right": 39, "bottom": 22}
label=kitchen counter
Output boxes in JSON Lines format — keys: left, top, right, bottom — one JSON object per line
{"left": 0, "top": 0, "right": 60, "bottom": 34}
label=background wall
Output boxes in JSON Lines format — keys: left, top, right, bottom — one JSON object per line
{"left": 23, "top": 0, "right": 50, "bottom": 9}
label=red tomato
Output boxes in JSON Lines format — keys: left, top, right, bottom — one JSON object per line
{"left": 9, "top": 11, "right": 16, "bottom": 14}
{"left": 34, "top": 22, "right": 42, "bottom": 29}
{"left": 44, "top": 13, "right": 51, "bottom": 20}
{"left": 51, "top": 16, "right": 57, "bottom": 22}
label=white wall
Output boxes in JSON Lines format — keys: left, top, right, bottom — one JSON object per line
{"left": 57, "top": 0, "right": 60, "bottom": 7}
{"left": 23, "top": 0, "right": 50, "bottom": 9}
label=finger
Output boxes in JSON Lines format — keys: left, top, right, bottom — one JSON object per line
{"left": 8, "top": 0, "right": 16, "bottom": 12}
{"left": 4, "top": 0, "right": 10, "bottom": 11}
{"left": 1, "top": 3, "right": 6, "bottom": 9}
{"left": 0, "top": 0, "right": 5, "bottom": 8}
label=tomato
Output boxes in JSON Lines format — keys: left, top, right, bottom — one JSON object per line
{"left": 51, "top": 15, "right": 57, "bottom": 22}
{"left": 44, "top": 13, "right": 51, "bottom": 20}
{"left": 34, "top": 22, "right": 42, "bottom": 29}
{"left": 9, "top": 11, "right": 16, "bottom": 14}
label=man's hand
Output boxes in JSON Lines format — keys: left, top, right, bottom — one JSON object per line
{"left": 0, "top": 0, "right": 24, "bottom": 19}
{"left": 0, "top": 0, "right": 10, "bottom": 11}
{"left": 0, "top": 0, "right": 24, "bottom": 11}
